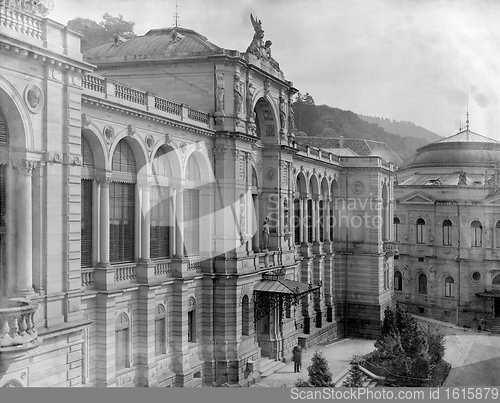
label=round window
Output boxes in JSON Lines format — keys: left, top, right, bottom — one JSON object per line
{"left": 472, "top": 272, "right": 481, "bottom": 281}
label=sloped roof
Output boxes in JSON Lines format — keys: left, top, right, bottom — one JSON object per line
{"left": 434, "top": 129, "right": 500, "bottom": 144}
{"left": 84, "top": 27, "right": 223, "bottom": 62}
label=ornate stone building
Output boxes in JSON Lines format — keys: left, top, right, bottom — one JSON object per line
{"left": 0, "top": 9, "right": 395, "bottom": 387}
{"left": 395, "top": 127, "right": 500, "bottom": 329}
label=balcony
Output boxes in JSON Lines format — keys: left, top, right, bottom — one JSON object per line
{"left": 0, "top": 299, "right": 41, "bottom": 357}
{"left": 383, "top": 241, "right": 399, "bottom": 257}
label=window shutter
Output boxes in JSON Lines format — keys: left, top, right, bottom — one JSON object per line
{"left": 81, "top": 179, "right": 93, "bottom": 267}
{"left": 0, "top": 110, "right": 8, "bottom": 146}
{"left": 110, "top": 183, "right": 135, "bottom": 263}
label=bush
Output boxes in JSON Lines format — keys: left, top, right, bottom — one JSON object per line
{"left": 295, "top": 351, "right": 335, "bottom": 388}
{"left": 342, "top": 361, "right": 365, "bottom": 387}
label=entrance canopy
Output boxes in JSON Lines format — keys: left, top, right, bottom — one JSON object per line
{"left": 254, "top": 278, "right": 320, "bottom": 295}
{"left": 475, "top": 290, "right": 500, "bottom": 298}
{"left": 253, "top": 269, "right": 321, "bottom": 323}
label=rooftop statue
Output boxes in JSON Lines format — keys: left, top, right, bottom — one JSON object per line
{"left": 246, "top": 14, "right": 281, "bottom": 71}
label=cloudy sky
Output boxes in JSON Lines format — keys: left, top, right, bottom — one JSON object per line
{"left": 51, "top": 0, "right": 500, "bottom": 139}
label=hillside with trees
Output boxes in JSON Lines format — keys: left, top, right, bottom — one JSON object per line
{"left": 358, "top": 115, "right": 442, "bottom": 143}
{"left": 292, "top": 93, "right": 435, "bottom": 162}
{"left": 68, "top": 14, "right": 136, "bottom": 52}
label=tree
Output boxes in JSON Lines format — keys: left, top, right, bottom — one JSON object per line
{"left": 371, "top": 305, "right": 445, "bottom": 387}
{"left": 295, "top": 351, "right": 335, "bottom": 387}
{"left": 342, "top": 361, "right": 364, "bottom": 387}
{"left": 68, "top": 14, "right": 136, "bottom": 52}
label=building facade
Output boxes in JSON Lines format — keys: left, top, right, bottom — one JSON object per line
{"left": 395, "top": 128, "right": 500, "bottom": 329}
{"left": 0, "top": 9, "right": 395, "bottom": 387}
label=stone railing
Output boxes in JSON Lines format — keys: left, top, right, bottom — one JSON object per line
{"left": 0, "top": 7, "right": 42, "bottom": 40}
{"left": 0, "top": 299, "right": 39, "bottom": 349}
{"left": 114, "top": 263, "right": 137, "bottom": 282}
{"left": 82, "top": 74, "right": 105, "bottom": 93}
{"left": 187, "top": 258, "right": 201, "bottom": 272}
{"left": 81, "top": 268, "right": 94, "bottom": 288}
{"left": 82, "top": 73, "right": 211, "bottom": 128}
{"left": 115, "top": 83, "right": 147, "bottom": 105}
{"left": 154, "top": 96, "right": 181, "bottom": 116}
{"left": 154, "top": 259, "right": 172, "bottom": 277}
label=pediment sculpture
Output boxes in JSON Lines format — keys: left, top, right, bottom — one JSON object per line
{"left": 246, "top": 14, "right": 281, "bottom": 71}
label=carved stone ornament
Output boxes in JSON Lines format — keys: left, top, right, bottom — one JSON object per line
{"left": 352, "top": 180, "right": 365, "bottom": 195}
{"left": 165, "top": 134, "right": 172, "bottom": 145}
{"left": 103, "top": 125, "right": 114, "bottom": 144}
{"left": 127, "top": 124, "right": 136, "bottom": 137}
{"left": 81, "top": 114, "right": 92, "bottom": 127}
{"left": 145, "top": 135, "right": 154, "bottom": 151}
{"left": 264, "top": 167, "right": 276, "bottom": 180}
{"left": 24, "top": 84, "right": 44, "bottom": 113}
{"left": 13, "top": 159, "right": 37, "bottom": 176}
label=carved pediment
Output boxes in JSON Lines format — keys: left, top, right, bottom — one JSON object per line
{"left": 398, "top": 191, "right": 435, "bottom": 205}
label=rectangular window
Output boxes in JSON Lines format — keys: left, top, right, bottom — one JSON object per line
{"left": 294, "top": 199, "right": 300, "bottom": 244}
{"left": 445, "top": 282, "right": 452, "bottom": 297}
{"left": 417, "top": 224, "right": 424, "bottom": 244}
{"left": 155, "top": 317, "right": 166, "bottom": 356}
{"left": 115, "top": 328, "right": 129, "bottom": 370}
{"left": 150, "top": 186, "right": 171, "bottom": 259}
{"left": 183, "top": 189, "right": 200, "bottom": 256}
{"left": 81, "top": 179, "right": 93, "bottom": 267}
{"left": 110, "top": 183, "right": 135, "bottom": 263}
{"left": 188, "top": 310, "right": 196, "bottom": 342}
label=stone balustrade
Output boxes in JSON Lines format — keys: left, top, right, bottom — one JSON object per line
{"left": 0, "top": 299, "right": 39, "bottom": 349}
{"left": 82, "top": 72, "right": 211, "bottom": 128}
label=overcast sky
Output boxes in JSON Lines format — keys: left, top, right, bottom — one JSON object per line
{"left": 51, "top": 0, "right": 500, "bottom": 139}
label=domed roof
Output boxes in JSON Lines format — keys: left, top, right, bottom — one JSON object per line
{"left": 83, "top": 27, "right": 224, "bottom": 62}
{"left": 400, "top": 129, "right": 500, "bottom": 170}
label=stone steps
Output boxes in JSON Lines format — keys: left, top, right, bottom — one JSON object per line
{"left": 332, "top": 365, "right": 381, "bottom": 387}
{"left": 259, "top": 357, "right": 286, "bottom": 378}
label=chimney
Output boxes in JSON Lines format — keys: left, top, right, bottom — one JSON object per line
{"left": 339, "top": 136, "right": 344, "bottom": 148}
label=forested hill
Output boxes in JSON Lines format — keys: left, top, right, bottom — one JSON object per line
{"left": 358, "top": 114, "right": 442, "bottom": 143}
{"left": 292, "top": 93, "right": 438, "bottom": 162}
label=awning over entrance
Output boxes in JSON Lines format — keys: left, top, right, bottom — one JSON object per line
{"left": 476, "top": 290, "right": 500, "bottom": 298}
{"left": 253, "top": 275, "right": 322, "bottom": 323}
{"left": 253, "top": 279, "right": 320, "bottom": 295}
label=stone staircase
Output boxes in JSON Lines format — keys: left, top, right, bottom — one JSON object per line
{"left": 258, "top": 357, "right": 286, "bottom": 378}
{"left": 487, "top": 317, "right": 500, "bottom": 333}
{"left": 332, "top": 365, "right": 383, "bottom": 387}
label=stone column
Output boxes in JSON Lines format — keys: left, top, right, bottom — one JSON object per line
{"left": 13, "top": 159, "right": 37, "bottom": 296}
{"left": 97, "top": 175, "right": 111, "bottom": 266}
{"left": 175, "top": 186, "right": 184, "bottom": 258}
{"left": 139, "top": 180, "right": 151, "bottom": 261}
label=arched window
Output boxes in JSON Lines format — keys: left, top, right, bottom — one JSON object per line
{"left": 495, "top": 221, "right": 500, "bottom": 248}
{"left": 188, "top": 297, "right": 196, "bottom": 343}
{"left": 110, "top": 140, "right": 136, "bottom": 263}
{"left": 155, "top": 305, "right": 166, "bottom": 356}
{"left": 307, "top": 199, "right": 313, "bottom": 243}
{"left": 471, "top": 220, "right": 483, "bottom": 247}
{"left": 442, "top": 219, "right": 452, "bottom": 246}
{"left": 416, "top": 218, "right": 425, "bottom": 244}
{"left": 319, "top": 200, "right": 325, "bottom": 242}
{"left": 81, "top": 137, "right": 94, "bottom": 268}
{"left": 150, "top": 147, "right": 172, "bottom": 259}
{"left": 115, "top": 313, "right": 130, "bottom": 370}
{"left": 445, "top": 276, "right": 454, "bottom": 297}
{"left": 242, "top": 295, "right": 250, "bottom": 336}
{"left": 394, "top": 270, "right": 402, "bottom": 291}
{"left": 393, "top": 217, "right": 400, "bottom": 242}
{"left": 418, "top": 273, "right": 427, "bottom": 295}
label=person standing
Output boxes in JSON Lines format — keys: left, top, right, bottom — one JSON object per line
{"left": 292, "top": 345, "right": 303, "bottom": 373}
